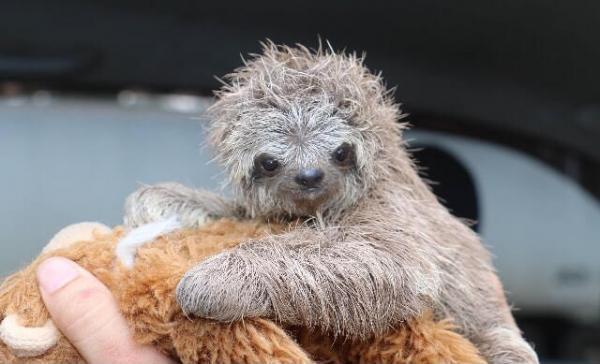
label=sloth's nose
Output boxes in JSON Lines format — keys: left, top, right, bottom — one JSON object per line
{"left": 295, "top": 168, "right": 325, "bottom": 188}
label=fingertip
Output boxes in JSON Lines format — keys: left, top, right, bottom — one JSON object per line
{"left": 35, "top": 258, "right": 174, "bottom": 364}
{"left": 36, "top": 257, "right": 81, "bottom": 295}
{"left": 36, "top": 259, "right": 115, "bottom": 357}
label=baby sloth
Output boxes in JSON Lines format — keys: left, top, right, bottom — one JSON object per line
{"left": 124, "top": 43, "right": 538, "bottom": 364}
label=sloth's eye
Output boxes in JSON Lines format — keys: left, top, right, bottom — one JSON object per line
{"left": 255, "top": 153, "right": 280, "bottom": 176}
{"left": 262, "top": 158, "right": 279, "bottom": 171}
{"left": 332, "top": 143, "right": 354, "bottom": 166}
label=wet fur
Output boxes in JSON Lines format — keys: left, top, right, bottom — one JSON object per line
{"left": 124, "top": 42, "right": 538, "bottom": 364}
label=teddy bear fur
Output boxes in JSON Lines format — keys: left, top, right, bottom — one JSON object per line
{"left": 0, "top": 219, "right": 486, "bottom": 364}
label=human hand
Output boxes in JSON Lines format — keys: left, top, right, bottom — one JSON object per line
{"left": 36, "top": 257, "right": 176, "bottom": 364}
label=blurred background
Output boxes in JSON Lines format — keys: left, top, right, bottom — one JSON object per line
{"left": 1, "top": 1, "right": 599, "bottom": 362}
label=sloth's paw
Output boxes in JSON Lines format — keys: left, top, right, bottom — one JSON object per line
{"left": 123, "top": 183, "right": 216, "bottom": 229}
{"left": 479, "top": 327, "right": 539, "bottom": 364}
{"left": 176, "top": 251, "right": 272, "bottom": 321}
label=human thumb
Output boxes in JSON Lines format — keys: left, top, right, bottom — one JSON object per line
{"left": 36, "top": 257, "right": 173, "bottom": 364}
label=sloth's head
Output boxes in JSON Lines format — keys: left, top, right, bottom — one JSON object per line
{"left": 208, "top": 42, "right": 404, "bottom": 218}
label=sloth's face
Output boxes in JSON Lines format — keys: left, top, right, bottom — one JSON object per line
{"left": 208, "top": 47, "right": 398, "bottom": 219}
{"left": 249, "top": 126, "right": 358, "bottom": 217}
{"left": 216, "top": 98, "right": 377, "bottom": 218}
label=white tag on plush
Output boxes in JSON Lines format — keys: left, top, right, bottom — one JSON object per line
{"left": 116, "top": 217, "right": 181, "bottom": 268}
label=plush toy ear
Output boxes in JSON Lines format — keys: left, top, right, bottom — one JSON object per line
{"left": 42, "top": 222, "right": 111, "bottom": 253}
{"left": 0, "top": 314, "right": 59, "bottom": 357}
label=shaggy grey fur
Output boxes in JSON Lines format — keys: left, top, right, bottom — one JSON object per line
{"left": 124, "top": 42, "right": 538, "bottom": 364}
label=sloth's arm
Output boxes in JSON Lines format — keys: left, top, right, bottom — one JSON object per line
{"left": 176, "top": 225, "right": 539, "bottom": 363}
{"left": 176, "top": 226, "right": 439, "bottom": 337}
{"left": 123, "top": 182, "right": 238, "bottom": 228}
{"left": 443, "top": 270, "right": 539, "bottom": 364}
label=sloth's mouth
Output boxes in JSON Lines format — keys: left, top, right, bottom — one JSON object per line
{"left": 296, "top": 186, "right": 328, "bottom": 199}
{"left": 291, "top": 187, "right": 330, "bottom": 211}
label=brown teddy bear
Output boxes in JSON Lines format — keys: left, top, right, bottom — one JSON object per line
{"left": 0, "top": 219, "right": 486, "bottom": 364}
